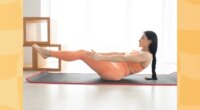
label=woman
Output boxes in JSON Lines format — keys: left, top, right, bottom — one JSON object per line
{"left": 33, "top": 31, "right": 158, "bottom": 81}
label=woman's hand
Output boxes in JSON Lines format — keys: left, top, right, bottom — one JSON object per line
{"left": 87, "top": 49, "right": 102, "bottom": 60}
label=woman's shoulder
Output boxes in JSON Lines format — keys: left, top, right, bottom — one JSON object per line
{"left": 125, "top": 50, "right": 152, "bottom": 63}
{"left": 141, "top": 51, "right": 152, "bottom": 61}
{"left": 131, "top": 50, "right": 152, "bottom": 59}
{"left": 130, "top": 50, "right": 149, "bottom": 55}
{"left": 128, "top": 50, "right": 151, "bottom": 59}
{"left": 130, "top": 50, "right": 141, "bottom": 54}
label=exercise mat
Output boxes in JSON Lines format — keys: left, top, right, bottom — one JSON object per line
{"left": 26, "top": 71, "right": 177, "bottom": 86}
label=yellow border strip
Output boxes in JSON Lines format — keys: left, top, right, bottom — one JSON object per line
{"left": 0, "top": 0, "right": 23, "bottom": 110}
{"left": 178, "top": 0, "right": 200, "bottom": 110}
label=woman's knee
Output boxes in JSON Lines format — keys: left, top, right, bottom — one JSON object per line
{"left": 78, "top": 49, "right": 89, "bottom": 56}
{"left": 78, "top": 49, "right": 87, "bottom": 54}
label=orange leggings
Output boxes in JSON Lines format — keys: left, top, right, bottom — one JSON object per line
{"left": 50, "top": 50, "right": 130, "bottom": 80}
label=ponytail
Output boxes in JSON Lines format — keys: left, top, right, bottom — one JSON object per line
{"left": 152, "top": 53, "right": 157, "bottom": 79}
{"left": 144, "top": 31, "right": 158, "bottom": 80}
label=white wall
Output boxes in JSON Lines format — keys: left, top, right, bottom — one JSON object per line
{"left": 23, "top": 0, "right": 50, "bottom": 67}
{"left": 23, "top": 0, "right": 41, "bottom": 66}
{"left": 23, "top": 0, "right": 41, "bottom": 17}
{"left": 50, "top": 0, "right": 177, "bottom": 74}
{"left": 23, "top": 0, "right": 177, "bottom": 74}
{"left": 23, "top": 47, "right": 32, "bottom": 67}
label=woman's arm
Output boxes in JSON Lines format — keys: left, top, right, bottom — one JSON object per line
{"left": 98, "top": 52, "right": 125, "bottom": 56}
{"left": 90, "top": 49, "right": 125, "bottom": 56}
{"left": 99, "top": 53, "right": 146, "bottom": 62}
{"left": 89, "top": 50, "right": 148, "bottom": 63}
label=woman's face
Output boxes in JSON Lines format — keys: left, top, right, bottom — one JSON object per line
{"left": 139, "top": 33, "right": 152, "bottom": 48}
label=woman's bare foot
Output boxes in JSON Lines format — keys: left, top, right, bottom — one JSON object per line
{"left": 32, "top": 44, "right": 50, "bottom": 59}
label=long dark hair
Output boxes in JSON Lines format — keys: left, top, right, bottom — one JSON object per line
{"left": 144, "top": 31, "right": 158, "bottom": 79}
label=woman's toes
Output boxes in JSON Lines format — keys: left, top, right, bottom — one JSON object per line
{"left": 32, "top": 44, "right": 49, "bottom": 59}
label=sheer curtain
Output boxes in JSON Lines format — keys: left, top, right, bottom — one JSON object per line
{"left": 50, "top": 0, "right": 177, "bottom": 74}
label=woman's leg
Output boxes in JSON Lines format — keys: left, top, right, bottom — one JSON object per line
{"left": 50, "top": 50, "right": 130, "bottom": 80}
{"left": 33, "top": 44, "right": 129, "bottom": 81}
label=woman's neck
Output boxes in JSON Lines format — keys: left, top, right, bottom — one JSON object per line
{"left": 141, "top": 47, "right": 150, "bottom": 52}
